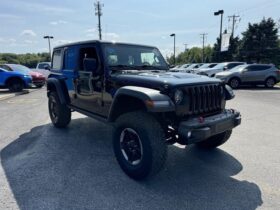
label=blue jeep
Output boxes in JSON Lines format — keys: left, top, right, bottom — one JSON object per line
{"left": 47, "top": 40, "right": 241, "bottom": 180}
{"left": 0, "top": 67, "right": 32, "bottom": 92}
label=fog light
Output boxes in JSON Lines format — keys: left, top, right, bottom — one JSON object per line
{"left": 187, "top": 131, "right": 192, "bottom": 138}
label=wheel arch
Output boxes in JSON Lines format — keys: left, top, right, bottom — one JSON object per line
{"left": 108, "top": 86, "right": 175, "bottom": 122}
{"left": 5, "top": 76, "right": 24, "bottom": 86}
{"left": 47, "top": 78, "right": 70, "bottom": 104}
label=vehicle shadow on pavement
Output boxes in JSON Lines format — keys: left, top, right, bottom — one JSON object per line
{"left": 1, "top": 117, "right": 262, "bottom": 210}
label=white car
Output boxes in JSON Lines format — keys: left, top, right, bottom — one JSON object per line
{"left": 198, "top": 62, "right": 245, "bottom": 77}
{"left": 33, "top": 62, "right": 51, "bottom": 77}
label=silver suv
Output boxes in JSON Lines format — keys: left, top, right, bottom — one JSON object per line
{"left": 215, "top": 64, "right": 280, "bottom": 88}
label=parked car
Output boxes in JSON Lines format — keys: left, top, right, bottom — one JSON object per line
{"left": 215, "top": 64, "right": 280, "bottom": 88}
{"left": 36, "top": 62, "right": 51, "bottom": 70}
{"left": 184, "top": 63, "right": 203, "bottom": 73}
{"left": 191, "top": 63, "right": 218, "bottom": 74}
{"left": 0, "top": 67, "right": 32, "bottom": 92}
{"left": 33, "top": 62, "right": 51, "bottom": 77}
{"left": 169, "top": 63, "right": 190, "bottom": 72}
{"left": 47, "top": 40, "right": 241, "bottom": 180}
{"left": 198, "top": 62, "right": 245, "bottom": 77}
{"left": 0, "top": 64, "right": 46, "bottom": 88}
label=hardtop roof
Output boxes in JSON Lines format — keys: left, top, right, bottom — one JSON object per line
{"left": 53, "top": 40, "right": 157, "bottom": 50}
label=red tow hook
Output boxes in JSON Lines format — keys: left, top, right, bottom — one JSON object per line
{"left": 198, "top": 116, "right": 205, "bottom": 123}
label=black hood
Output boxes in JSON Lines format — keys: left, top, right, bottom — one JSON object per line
{"left": 110, "top": 71, "right": 221, "bottom": 90}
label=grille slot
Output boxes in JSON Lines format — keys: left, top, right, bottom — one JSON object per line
{"left": 186, "top": 84, "right": 223, "bottom": 115}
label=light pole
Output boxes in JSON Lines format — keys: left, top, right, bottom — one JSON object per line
{"left": 214, "top": 10, "right": 224, "bottom": 61}
{"left": 170, "top": 33, "right": 176, "bottom": 65}
{"left": 43, "top": 35, "right": 54, "bottom": 61}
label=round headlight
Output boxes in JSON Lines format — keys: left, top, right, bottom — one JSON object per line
{"left": 174, "top": 89, "right": 184, "bottom": 105}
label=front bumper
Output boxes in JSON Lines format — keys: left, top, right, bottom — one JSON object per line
{"left": 178, "top": 109, "right": 241, "bottom": 144}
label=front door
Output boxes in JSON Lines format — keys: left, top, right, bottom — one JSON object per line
{"left": 72, "top": 45, "right": 105, "bottom": 115}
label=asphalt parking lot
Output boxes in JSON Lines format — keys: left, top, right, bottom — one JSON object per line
{"left": 0, "top": 87, "right": 279, "bottom": 210}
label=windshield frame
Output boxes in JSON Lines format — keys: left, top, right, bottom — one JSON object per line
{"left": 101, "top": 43, "right": 169, "bottom": 72}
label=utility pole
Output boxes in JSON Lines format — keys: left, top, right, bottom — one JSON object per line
{"left": 200, "top": 33, "right": 207, "bottom": 63}
{"left": 184, "top": 43, "right": 188, "bottom": 51}
{"left": 43, "top": 36, "right": 54, "bottom": 61}
{"left": 94, "top": 1, "right": 103, "bottom": 40}
{"left": 228, "top": 14, "right": 240, "bottom": 37}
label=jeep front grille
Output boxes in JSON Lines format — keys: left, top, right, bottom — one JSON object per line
{"left": 184, "top": 84, "right": 223, "bottom": 115}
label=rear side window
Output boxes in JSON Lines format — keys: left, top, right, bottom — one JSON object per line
{"left": 52, "top": 49, "right": 62, "bottom": 70}
{"left": 247, "top": 65, "right": 271, "bottom": 71}
{"left": 64, "top": 47, "right": 77, "bottom": 70}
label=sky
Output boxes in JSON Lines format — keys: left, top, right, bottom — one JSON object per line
{"left": 0, "top": 0, "right": 279, "bottom": 57}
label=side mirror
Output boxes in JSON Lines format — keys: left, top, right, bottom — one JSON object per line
{"left": 44, "top": 66, "right": 50, "bottom": 71}
{"left": 223, "top": 66, "right": 228, "bottom": 71}
{"left": 83, "top": 58, "right": 97, "bottom": 73}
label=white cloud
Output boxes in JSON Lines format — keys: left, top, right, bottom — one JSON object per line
{"left": 85, "top": 28, "right": 96, "bottom": 33}
{"left": 53, "top": 40, "right": 72, "bottom": 46}
{"left": 104, "top": 32, "right": 120, "bottom": 41}
{"left": 24, "top": 40, "right": 38, "bottom": 44}
{"left": 0, "top": 38, "right": 17, "bottom": 44}
{"left": 20, "top": 30, "right": 37, "bottom": 37}
{"left": 86, "top": 33, "right": 96, "bottom": 37}
{"left": 0, "top": 14, "right": 21, "bottom": 19}
{"left": 50, "top": 20, "right": 68, "bottom": 25}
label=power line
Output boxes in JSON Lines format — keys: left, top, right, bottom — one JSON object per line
{"left": 94, "top": 1, "right": 104, "bottom": 40}
{"left": 200, "top": 33, "right": 208, "bottom": 62}
{"left": 228, "top": 15, "right": 240, "bottom": 37}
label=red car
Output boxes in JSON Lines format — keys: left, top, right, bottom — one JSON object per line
{"left": 0, "top": 64, "right": 46, "bottom": 88}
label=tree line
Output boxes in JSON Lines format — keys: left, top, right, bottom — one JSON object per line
{"left": 167, "top": 18, "right": 280, "bottom": 67}
{"left": 0, "top": 53, "right": 50, "bottom": 68}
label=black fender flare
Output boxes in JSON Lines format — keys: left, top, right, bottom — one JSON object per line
{"left": 108, "top": 86, "right": 175, "bottom": 121}
{"left": 47, "top": 78, "right": 69, "bottom": 104}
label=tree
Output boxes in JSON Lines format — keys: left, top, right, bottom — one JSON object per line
{"left": 240, "top": 18, "right": 279, "bottom": 64}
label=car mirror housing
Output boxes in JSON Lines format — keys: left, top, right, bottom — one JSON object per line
{"left": 83, "top": 58, "right": 97, "bottom": 73}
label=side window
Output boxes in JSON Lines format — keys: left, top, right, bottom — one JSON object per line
{"left": 64, "top": 47, "right": 77, "bottom": 70}
{"left": 228, "top": 63, "right": 239, "bottom": 69}
{"left": 78, "top": 47, "right": 98, "bottom": 70}
{"left": 257, "top": 65, "right": 270, "bottom": 71}
{"left": 52, "top": 49, "right": 62, "bottom": 70}
{"left": 0, "top": 65, "right": 12, "bottom": 71}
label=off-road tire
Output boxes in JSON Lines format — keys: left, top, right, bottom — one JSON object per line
{"left": 265, "top": 77, "right": 275, "bottom": 88}
{"left": 196, "top": 130, "right": 232, "bottom": 148}
{"left": 229, "top": 78, "right": 240, "bottom": 89}
{"left": 113, "top": 111, "right": 167, "bottom": 180}
{"left": 8, "top": 78, "right": 24, "bottom": 92}
{"left": 48, "top": 92, "right": 71, "bottom": 128}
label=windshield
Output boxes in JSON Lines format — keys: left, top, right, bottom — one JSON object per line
{"left": 8, "top": 64, "right": 31, "bottom": 74}
{"left": 229, "top": 65, "right": 247, "bottom": 72}
{"left": 198, "top": 63, "right": 211, "bottom": 69}
{"left": 103, "top": 44, "right": 168, "bottom": 71}
{"left": 185, "top": 64, "right": 197, "bottom": 70}
{"left": 213, "top": 63, "right": 226, "bottom": 69}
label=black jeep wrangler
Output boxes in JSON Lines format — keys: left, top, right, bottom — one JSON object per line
{"left": 47, "top": 40, "right": 241, "bottom": 180}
